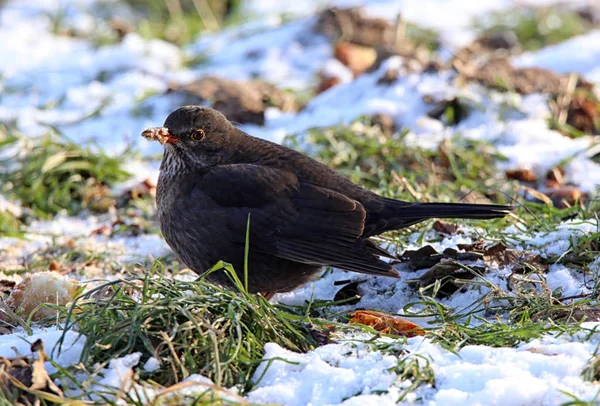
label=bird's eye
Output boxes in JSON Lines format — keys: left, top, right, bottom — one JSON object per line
{"left": 191, "top": 129, "right": 205, "bottom": 141}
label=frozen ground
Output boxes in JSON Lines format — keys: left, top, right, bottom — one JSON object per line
{"left": 1, "top": 0, "right": 600, "bottom": 404}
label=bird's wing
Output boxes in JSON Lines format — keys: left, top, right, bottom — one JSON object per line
{"left": 191, "top": 164, "right": 397, "bottom": 277}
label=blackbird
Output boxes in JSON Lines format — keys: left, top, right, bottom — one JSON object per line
{"left": 143, "top": 106, "right": 512, "bottom": 296}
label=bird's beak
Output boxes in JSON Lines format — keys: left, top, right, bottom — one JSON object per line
{"left": 141, "top": 127, "right": 181, "bottom": 145}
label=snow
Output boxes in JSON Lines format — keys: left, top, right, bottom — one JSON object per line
{"left": 248, "top": 330, "right": 600, "bottom": 405}
{"left": 1, "top": 0, "right": 600, "bottom": 404}
{"left": 514, "top": 30, "right": 600, "bottom": 79}
{"left": 142, "top": 356, "right": 161, "bottom": 372}
{"left": 0, "top": 326, "right": 85, "bottom": 374}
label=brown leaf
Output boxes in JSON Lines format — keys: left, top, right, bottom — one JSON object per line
{"left": 400, "top": 245, "right": 481, "bottom": 270}
{"left": 0, "top": 340, "right": 63, "bottom": 404}
{"left": 350, "top": 310, "right": 424, "bottom": 337}
{"left": 0, "top": 280, "right": 16, "bottom": 298}
{"left": 417, "top": 260, "right": 463, "bottom": 284}
{"left": 316, "top": 76, "right": 342, "bottom": 94}
{"left": 566, "top": 93, "right": 600, "bottom": 134}
{"left": 415, "top": 260, "right": 480, "bottom": 298}
{"left": 48, "top": 260, "right": 60, "bottom": 271}
{"left": 124, "top": 178, "right": 157, "bottom": 200}
{"left": 457, "top": 240, "right": 486, "bottom": 253}
{"left": 90, "top": 225, "right": 112, "bottom": 236}
{"left": 376, "top": 68, "right": 399, "bottom": 85}
{"left": 506, "top": 169, "right": 538, "bottom": 183}
{"left": 456, "top": 56, "right": 593, "bottom": 95}
{"left": 483, "top": 243, "right": 547, "bottom": 273}
{"left": 400, "top": 245, "right": 442, "bottom": 270}
{"left": 547, "top": 186, "right": 588, "bottom": 209}
{"left": 519, "top": 185, "right": 553, "bottom": 205}
{"left": 310, "top": 325, "right": 336, "bottom": 346}
{"left": 433, "top": 220, "right": 459, "bottom": 235}
{"left": 334, "top": 41, "right": 377, "bottom": 76}
{"left": 545, "top": 167, "right": 565, "bottom": 188}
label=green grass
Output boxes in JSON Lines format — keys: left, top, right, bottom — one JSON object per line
{"left": 0, "top": 128, "right": 131, "bottom": 218}
{"left": 475, "top": 6, "right": 596, "bottom": 51}
{"left": 124, "top": 0, "right": 242, "bottom": 45}
{"left": 54, "top": 263, "right": 317, "bottom": 397}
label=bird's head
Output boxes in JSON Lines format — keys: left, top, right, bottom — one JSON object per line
{"left": 142, "top": 106, "right": 237, "bottom": 172}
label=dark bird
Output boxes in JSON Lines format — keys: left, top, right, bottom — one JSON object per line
{"left": 143, "top": 106, "right": 512, "bottom": 297}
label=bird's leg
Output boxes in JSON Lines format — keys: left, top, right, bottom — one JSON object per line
{"left": 260, "top": 291, "right": 276, "bottom": 301}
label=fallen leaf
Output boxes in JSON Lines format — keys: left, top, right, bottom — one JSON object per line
{"left": 377, "top": 68, "right": 399, "bottom": 85}
{"left": 519, "top": 185, "right": 553, "bottom": 205}
{"left": 483, "top": 243, "right": 547, "bottom": 273}
{"left": 48, "top": 260, "right": 60, "bottom": 271}
{"left": 334, "top": 41, "right": 378, "bottom": 76}
{"left": 400, "top": 245, "right": 481, "bottom": 270}
{"left": 123, "top": 178, "right": 157, "bottom": 200}
{"left": 545, "top": 167, "right": 565, "bottom": 188}
{"left": 316, "top": 76, "right": 341, "bottom": 94}
{"left": 90, "top": 225, "right": 112, "bottom": 236}
{"left": 433, "top": 220, "right": 459, "bottom": 235}
{"left": 505, "top": 169, "right": 538, "bottom": 182}
{"left": 0, "top": 340, "right": 65, "bottom": 404}
{"left": 547, "top": 186, "right": 588, "bottom": 208}
{"left": 0, "top": 280, "right": 16, "bottom": 298}
{"left": 309, "top": 325, "right": 336, "bottom": 346}
{"left": 350, "top": 310, "right": 424, "bottom": 337}
{"left": 565, "top": 93, "right": 600, "bottom": 135}
{"left": 457, "top": 240, "right": 486, "bottom": 253}
{"left": 414, "top": 260, "right": 481, "bottom": 298}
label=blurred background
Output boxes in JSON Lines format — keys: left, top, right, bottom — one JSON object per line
{"left": 0, "top": 0, "right": 599, "bottom": 227}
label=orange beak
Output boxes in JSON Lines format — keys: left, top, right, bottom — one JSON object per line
{"left": 141, "top": 127, "right": 181, "bottom": 145}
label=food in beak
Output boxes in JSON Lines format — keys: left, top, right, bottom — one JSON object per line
{"left": 141, "top": 127, "right": 180, "bottom": 144}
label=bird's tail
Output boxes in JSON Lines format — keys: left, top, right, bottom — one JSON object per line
{"left": 394, "top": 202, "right": 514, "bottom": 220}
{"left": 365, "top": 200, "right": 514, "bottom": 236}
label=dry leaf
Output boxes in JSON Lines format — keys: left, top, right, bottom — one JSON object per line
{"left": 90, "top": 224, "right": 112, "bottom": 236}
{"left": 547, "top": 186, "right": 588, "bottom": 208}
{"left": 433, "top": 220, "right": 459, "bottom": 235}
{"left": 505, "top": 169, "right": 538, "bottom": 183}
{"left": 565, "top": 93, "right": 600, "bottom": 135}
{"left": 0, "top": 280, "right": 16, "bottom": 298}
{"left": 483, "top": 243, "right": 547, "bottom": 273}
{"left": 124, "top": 178, "right": 157, "bottom": 200}
{"left": 519, "top": 185, "right": 553, "bottom": 205}
{"left": 0, "top": 340, "right": 65, "bottom": 404}
{"left": 400, "top": 245, "right": 481, "bottom": 270}
{"left": 334, "top": 41, "right": 378, "bottom": 76}
{"left": 350, "top": 310, "right": 424, "bottom": 337}
{"left": 545, "top": 167, "right": 565, "bottom": 188}
{"left": 316, "top": 76, "right": 342, "bottom": 94}
{"left": 377, "top": 68, "right": 399, "bottom": 85}
{"left": 310, "top": 325, "right": 336, "bottom": 346}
